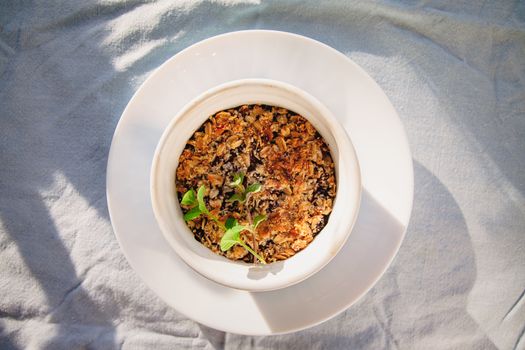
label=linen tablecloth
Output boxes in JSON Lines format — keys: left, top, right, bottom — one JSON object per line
{"left": 1, "top": 1, "right": 524, "bottom": 349}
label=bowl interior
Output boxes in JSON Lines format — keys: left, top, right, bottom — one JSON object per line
{"left": 151, "top": 79, "right": 361, "bottom": 291}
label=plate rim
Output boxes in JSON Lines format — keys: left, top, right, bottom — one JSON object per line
{"left": 106, "top": 29, "right": 414, "bottom": 335}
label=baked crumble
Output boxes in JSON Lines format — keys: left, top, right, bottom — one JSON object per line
{"left": 176, "top": 104, "right": 336, "bottom": 263}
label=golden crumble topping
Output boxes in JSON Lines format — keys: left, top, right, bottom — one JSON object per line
{"left": 176, "top": 104, "right": 336, "bottom": 263}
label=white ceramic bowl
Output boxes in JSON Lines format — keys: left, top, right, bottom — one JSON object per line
{"left": 150, "top": 79, "right": 361, "bottom": 292}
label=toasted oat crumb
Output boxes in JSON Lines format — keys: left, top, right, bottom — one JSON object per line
{"left": 176, "top": 104, "right": 336, "bottom": 263}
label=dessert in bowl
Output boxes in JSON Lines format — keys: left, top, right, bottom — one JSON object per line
{"left": 151, "top": 79, "right": 361, "bottom": 291}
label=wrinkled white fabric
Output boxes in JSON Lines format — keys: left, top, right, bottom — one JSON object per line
{"left": 1, "top": 1, "right": 524, "bottom": 349}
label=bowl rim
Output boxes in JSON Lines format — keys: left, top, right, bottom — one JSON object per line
{"left": 150, "top": 78, "right": 362, "bottom": 291}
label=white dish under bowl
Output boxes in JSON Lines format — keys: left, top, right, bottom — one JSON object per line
{"left": 108, "top": 30, "right": 414, "bottom": 334}
{"left": 150, "top": 78, "right": 361, "bottom": 292}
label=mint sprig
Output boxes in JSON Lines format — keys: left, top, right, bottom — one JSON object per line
{"left": 227, "top": 172, "right": 262, "bottom": 204}
{"left": 220, "top": 215, "right": 267, "bottom": 264}
{"left": 181, "top": 177, "right": 268, "bottom": 264}
{"left": 231, "top": 172, "right": 244, "bottom": 187}
{"left": 181, "top": 185, "right": 220, "bottom": 226}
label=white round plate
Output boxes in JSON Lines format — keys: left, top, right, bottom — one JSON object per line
{"left": 107, "top": 30, "right": 413, "bottom": 335}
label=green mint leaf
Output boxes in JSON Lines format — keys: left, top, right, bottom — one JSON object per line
{"left": 225, "top": 217, "right": 238, "bottom": 229}
{"left": 197, "top": 185, "right": 208, "bottom": 213}
{"left": 230, "top": 172, "right": 244, "bottom": 187}
{"left": 253, "top": 214, "right": 267, "bottom": 229}
{"left": 246, "top": 183, "right": 262, "bottom": 194}
{"left": 220, "top": 238, "right": 238, "bottom": 251}
{"left": 184, "top": 206, "right": 202, "bottom": 221}
{"left": 180, "top": 189, "right": 197, "bottom": 206}
{"left": 220, "top": 225, "right": 245, "bottom": 251}
{"left": 227, "top": 193, "right": 245, "bottom": 203}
